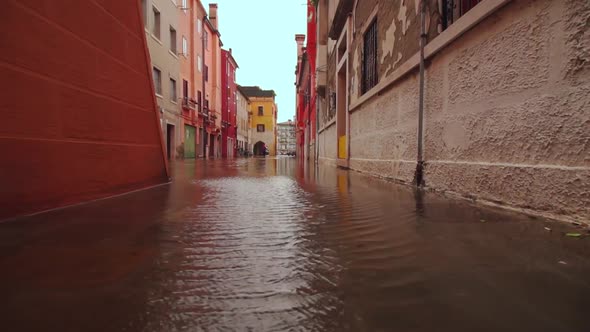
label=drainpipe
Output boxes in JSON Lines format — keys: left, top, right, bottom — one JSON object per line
{"left": 415, "top": 0, "right": 427, "bottom": 186}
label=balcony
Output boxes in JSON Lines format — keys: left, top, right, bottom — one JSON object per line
{"left": 182, "top": 97, "right": 197, "bottom": 111}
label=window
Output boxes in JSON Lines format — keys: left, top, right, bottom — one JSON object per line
{"left": 197, "top": 19, "right": 202, "bottom": 34}
{"left": 152, "top": 7, "right": 161, "bottom": 39}
{"left": 443, "top": 0, "right": 484, "bottom": 28}
{"left": 182, "top": 79, "right": 188, "bottom": 100}
{"left": 170, "top": 26, "right": 177, "bottom": 54}
{"left": 362, "top": 18, "right": 378, "bottom": 94}
{"left": 181, "top": 0, "right": 187, "bottom": 9}
{"left": 257, "top": 106, "right": 263, "bottom": 116}
{"left": 182, "top": 36, "right": 188, "bottom": 55}
{"left": 197, "top": 91, "right": 202, "bottom": 111}
{"left": 153, "top": 67, "right": 162, "bottom": 95}
{"left": 257, "top": 124, "right": 265, "bottom": 132}
{"left": 141, "top": 0, "right": 147, "bottom": 27}
{"left": 170, "top": 78, "right": 177, "bottom": 102}
{"left": 203, "top": 30, "right": 208, "bottom": 50}
{"left": 197, "top": 55, "right": 202, "bottom": 72}
{"left": 204, "top": 65, "right": 208, "bottom": 82}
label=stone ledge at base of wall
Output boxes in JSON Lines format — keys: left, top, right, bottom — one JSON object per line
{"left": 349, "top": 158, "right": 417, "bottom": 184}
{"left": 319, "top": 157, "right": 589, "bottom": 225}
{"left": 425, "top": 161, "right": 590, "bottom": 224}
{"left": 318, "top": 157, "right": 338, "bottom": 167}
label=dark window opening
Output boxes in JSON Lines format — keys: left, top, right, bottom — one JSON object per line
{"left": 258, "top": 106, "right": 264, "bottom": 116}
{"left": 170, "top": 26, "right": 177, "bottom": 54}
{"left": 182, "top": 80, "right": 188, "bottom": 100}
{"left": 257, "top": 124, "right": 265, "bottom": 132}
{"left": 170, "top": 78, "right": 177, "bottom": 102}
{"left": 197, "top": 91, "right": 202, "bottom": 111}
{"left": 152, "top": 67, "right": 162, "bottom": 95}
{"left": 152, "top": 7, "right": 161, "bottom": 39}
{"left": 362, "top": 18, "right": 378, "bottom": 94}
{"left": 443, "top": 0, "right": 484, "bottom": 28}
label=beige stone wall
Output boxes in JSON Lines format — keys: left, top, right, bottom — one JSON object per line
{"left": 422, "top": 0, "right": 590, "bottom": 221}
{"left": 145, "top": 0, "right": 181, "bottom": 158}
{"left": 334, "top": 0, "right": 589, "bottom": 222}
{"left": 318, "top": 123, "right": 338, "bottom": 166}
{"left": 349, "top": 74, "right": 419, "bottom": 183}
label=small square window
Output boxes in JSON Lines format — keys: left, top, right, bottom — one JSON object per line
{"left": 257, "top": 124, "right": 265, "bottom": 132}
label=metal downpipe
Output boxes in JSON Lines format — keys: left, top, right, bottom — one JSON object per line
{"left": 415, "top": 0, "right": 427, "bottom": 186}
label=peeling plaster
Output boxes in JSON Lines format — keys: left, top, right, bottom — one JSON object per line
{"left": 352, "top": 46, "right": 361, "bottom": 99}
{"left": 394, "top": 52, "right": 403, "bottom": 67}
{"left": 381, "top": 20, "right": 397, "bottom": 64}
{"left": 398, "top": 0, "right": 410, "bottom": 35}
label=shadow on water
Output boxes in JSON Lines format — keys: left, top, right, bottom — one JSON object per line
{"left": 0, "top": 157, "right": 589, "bottom": 331}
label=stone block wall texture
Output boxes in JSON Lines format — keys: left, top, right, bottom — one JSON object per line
{"left": 423, "top": 0, "right": 589, "bottom": 221}
{"left": 318, "top": 124, "right": 338, "bottom": 166}
{"left": 0, "top": 0, "right": 168, "bottom": 220}
{"left": 329, "top": 0, "right": 589, "bottom": 222}
{"left": 349, "top": 74, "right": 419, "bottom": 183}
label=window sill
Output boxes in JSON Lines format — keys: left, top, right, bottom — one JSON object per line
{"left": 171, "top": 100, "right": 178, "bottom": 105}
{"left": 155, "top": 93, "right": 163, "bottom": 99}
{"left": 150, "top": 34, "right": 163, "bottom": 45}
{"left": 169, "top": 50, "right": 179, "bottom": 59}
{"left": 349, "top": 0, "right": 511, "bottom": 113}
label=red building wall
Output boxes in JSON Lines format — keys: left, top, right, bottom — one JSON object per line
{"left": 0, "top": 0, "right": 168, "bottom": 220}
{"left": 221, "top": 49, "right": 238, "bottom": 158}
{"left": 306, "top": 2, "right": 317, "bottom": 144}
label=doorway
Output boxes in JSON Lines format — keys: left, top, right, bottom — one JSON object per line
{"left": 184, "top": 125, "right": 196, "bottom": 159}
{"left": 208, "top": 133, "right": 215, "bottom": 158}
{"left": 253, "top": 141, "right": 266, "bottom": 156}
{"left": 166, "top": 123, "right": 175, "bottom": 160}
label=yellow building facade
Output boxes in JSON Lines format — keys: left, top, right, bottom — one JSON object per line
{"left": 239, "top": 86, "right": 277, "bottom": 156}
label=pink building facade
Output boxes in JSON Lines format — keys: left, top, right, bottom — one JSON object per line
{"left": 221, "top": 49, "right": 239, "bottom": 158}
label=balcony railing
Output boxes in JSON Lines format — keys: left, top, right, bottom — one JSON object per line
{"left": 181, "top": 97, "right": 197, "bottom": 110}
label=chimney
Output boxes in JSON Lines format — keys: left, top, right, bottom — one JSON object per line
{"left": 295, "top": 34, "right": 306, "bottom": 58}
{"left": 209, "top": 3, "right": 218, "bottom": 30}
{"left": 229, "top": 48, "right": 232, "bottom": 54}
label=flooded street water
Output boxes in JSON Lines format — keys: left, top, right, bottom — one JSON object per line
{"left": 1, "top": 158, "right": 589, "bottom": 332}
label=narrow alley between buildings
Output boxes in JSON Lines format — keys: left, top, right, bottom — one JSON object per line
{"left": 1, "top": 158, "right": 589, "bottom": 332}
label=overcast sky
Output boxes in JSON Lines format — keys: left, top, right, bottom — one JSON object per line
{"left": 203, "top": 0, "right": 307, "bottom": 123}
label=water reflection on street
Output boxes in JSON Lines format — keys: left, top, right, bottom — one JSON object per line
{"left": 1, "top": 157, "right": 589, "bottom": 331}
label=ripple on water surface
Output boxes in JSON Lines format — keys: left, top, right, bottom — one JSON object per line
{"left": 1, "top": 158, "right": 589, "bottom": 332}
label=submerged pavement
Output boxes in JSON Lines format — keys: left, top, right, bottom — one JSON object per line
{"left": 1, "top": 157, "right": 589, "bottom": 331}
